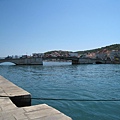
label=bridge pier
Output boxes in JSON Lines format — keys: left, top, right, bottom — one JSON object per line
{"left": 72, "top": 59, "right": 80, "bottom": 64}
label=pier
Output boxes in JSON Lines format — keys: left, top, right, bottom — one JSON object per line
{"left": 0, "top": 75, "right": 72, "bottom": 120}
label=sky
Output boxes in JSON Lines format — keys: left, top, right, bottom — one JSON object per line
{"left": 0, "top": 0, "right": 120, "bottom": 57}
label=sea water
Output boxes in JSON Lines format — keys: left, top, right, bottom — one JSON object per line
{"left": 0, "top": 62, "right": 120, "bottom": 120}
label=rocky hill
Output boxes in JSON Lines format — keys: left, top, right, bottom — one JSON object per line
{"left": 44, "top": 44, "right": 120, "bottom": 57}
{"left": 43, "top": 44, "right": 120, "bottom": 63}
{"left": 76, "top": 44, "right": 120, "bottom": 54}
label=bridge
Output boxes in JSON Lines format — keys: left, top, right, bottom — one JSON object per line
{"left": 43, "top": 56, "right": 108, "bottom": 64}
{"left": 0, "top": 56, "right": 109, "bottom": 65}
{"left": 0, "top": 57, "right": 43, "bottom": 65}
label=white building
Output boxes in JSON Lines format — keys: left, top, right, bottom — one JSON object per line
{"left": 69, "top": 52, "right": 78, "bottom": 57}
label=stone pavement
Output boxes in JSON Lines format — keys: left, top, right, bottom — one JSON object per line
{"left": 0, "top": 103, "right": 72, "bottom": 120}
{"left": 0, "top": 76, "right": 72, "bottom": 120}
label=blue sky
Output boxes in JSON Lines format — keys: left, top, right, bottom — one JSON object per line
{"left": 0, "top": 0, "right": 120, "bottom": 57}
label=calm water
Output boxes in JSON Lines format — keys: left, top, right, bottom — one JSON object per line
{"left": 0, "top": 62, "right": 120, "bottom": 120}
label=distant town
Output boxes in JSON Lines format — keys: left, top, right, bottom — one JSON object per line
{"left": 4, "top": 44, "right": 120, "bottom": 63}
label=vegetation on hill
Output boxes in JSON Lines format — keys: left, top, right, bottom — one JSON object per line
{"left": 44, "top": 50, "right": 71, "bottom": 57}
{"left": 44, "top": 50, "right": 70, "bottom": 55}
{"left": 44, "top": 44, "right": 120, "bottom": 56}
{"left": 76, "top": 44, "right": 120, "bottom": 54}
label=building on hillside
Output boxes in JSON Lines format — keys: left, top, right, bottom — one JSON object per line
{"left": 32, "top": 53, "right": 44, "bottom": 58}
{"left": 108, "top": 50, "right": 120, "bottom": 61}
{"left": 86, "top": 52, "right": 96, "bottom": 59}
{"left": 95, "top": 50, "right": 107, "bottom": 60}
{"left": 69, "top": 52, "right": 78, "bottom": 57}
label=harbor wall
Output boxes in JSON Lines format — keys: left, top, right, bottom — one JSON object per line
{"left": 0, "top": 75, "right": 31, "bottom": 107}
{"left": 0, "top": 75, "right": 72, "bottom": 120}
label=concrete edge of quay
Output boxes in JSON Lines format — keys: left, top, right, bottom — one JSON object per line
{"left": 0, "top": 75, "right": 72, "bottom": 120}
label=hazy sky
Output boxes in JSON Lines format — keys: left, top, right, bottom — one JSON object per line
{"left": 0, "top": 0, "right": 120, "bottom": 57}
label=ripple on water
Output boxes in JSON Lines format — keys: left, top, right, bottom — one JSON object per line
{"left": 0, "top": 63, "right": 120, "bottom": 120}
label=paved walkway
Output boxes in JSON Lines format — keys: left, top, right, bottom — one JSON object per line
{"left": 0, "top": 102, "right": 71, "bottom": 120}
{"left": 0, "top": 76, "right": 72, "bottom": 120}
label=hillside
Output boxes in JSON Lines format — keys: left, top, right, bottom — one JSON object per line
{"left": 44, "top": 44, "right": 120, "bottom": 56}
{"left": 76, "top": 44, "right": 120, "bottom": 54}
